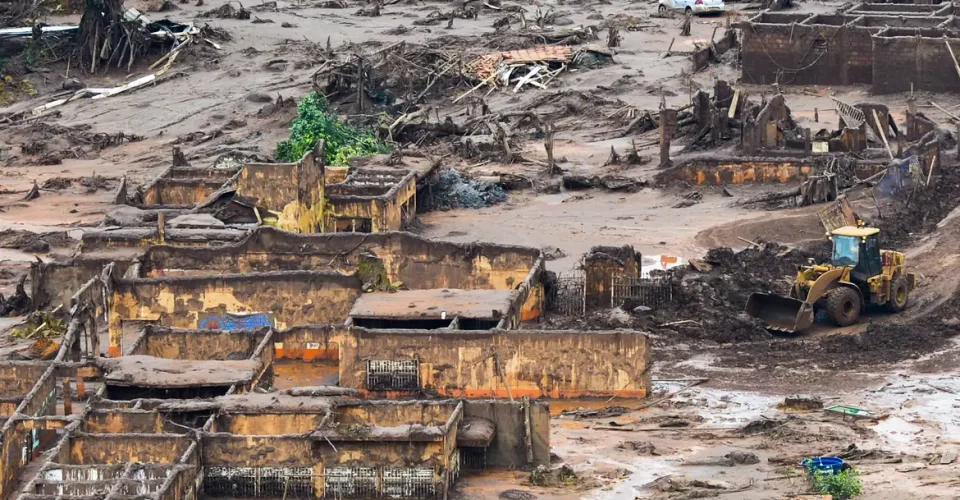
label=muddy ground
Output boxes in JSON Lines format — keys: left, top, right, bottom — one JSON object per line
{"left": 3, "top": 0, "right": 960, "bottom": 498}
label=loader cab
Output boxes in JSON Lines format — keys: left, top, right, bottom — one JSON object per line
{"left": 831, "top": 226, "right": 882, "bottom": 283}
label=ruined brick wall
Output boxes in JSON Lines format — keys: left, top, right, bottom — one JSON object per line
{"left": 741, "top": 23, "right": 874, "bottom": 85}
{"left": 0, "top": 363, "right": 51, "bottom": 400}
{"left": 660, "top": 157, "right": 817, "bottom": 184}
{"left": 68, "top": 435, "right": 192, "bottom": 464}
{"left": 335, "top": 328, "right": 650, "bottom": 399}
{"left": 108, "top": 272, "right": 362, "bottom": 357}
{"left": 142, "top": 179, "right": 225, "bottom": 207}
{"left": 584, "top": 246, "right": 640, "bottom": 308}
{"left": 79, "top": 228, "right": 247, "bottom": 254}
{"left": 30, "top": 259, "right": 130, "bottom": 312}
{"left": 905, "top": 111, "right": 937, "bottom": 141}
{"left": 873, "top": 32, "right": 960, "bottom": 93}
{"left": 463, "top": 400, "right": 549, "bottom": 467}
{"left": 693, "top": 30, "right": 737, "bottom": 72}
{"left": 0, "top": 420, "right": 48, "bottom": 498}
{"left": 201, "top": 435, "right": 445, "bottom": 469}
{"left": 905, "top": 131, "right": 942, "bottom": 173}
{"left": 139, "top": 228, "right": 542, "bottom": 292}
{"left": 236, "top": 144, "right": 326, "bottom": 233}
{"left": 324, "top": 172, "right": 417, "bottom": 232}
{"left": 237, "top": 163, "right": 299, "bottom": 212}
{"left": 216, "top": 414, "right": 327, "bottom": 435}
{"left": 334, "top": 402, "right": 454, "bottom": 426}
{"left": 132, "top": 326, "right": 267, "bottom": 360}
{"left": 83, "top": 410, "right": 167, "bottom": 434}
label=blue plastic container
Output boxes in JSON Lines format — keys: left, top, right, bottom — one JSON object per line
{"left": 801, "top": 456, "right": 845, "bottom": 475}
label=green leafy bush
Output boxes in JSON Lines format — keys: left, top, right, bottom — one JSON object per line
{"left": 810, "top": 468, "right": 863, "bottom": 500}
{"left": 275, "top": 92, "right": 389, "bottom": 165}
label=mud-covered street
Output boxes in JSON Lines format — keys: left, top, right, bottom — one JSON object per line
{"left": 1, "top": 0, "right": 960, "bottom": 498}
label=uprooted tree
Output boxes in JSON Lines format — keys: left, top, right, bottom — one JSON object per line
{"left": 76, "top": 0, "right": 150, "bottom": 73}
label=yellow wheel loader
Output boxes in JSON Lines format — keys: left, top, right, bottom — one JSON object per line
{"left": 745, "top": 226, "right": 918, "bottom": 333}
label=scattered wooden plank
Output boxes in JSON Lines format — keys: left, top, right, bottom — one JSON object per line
{"left": 945, "top": 38, "right": 960, "bottom": 80}
{"left": 929, "top": 100, "right": 960, "bottom": 123}
{"left": 871, "top": 109, "right": 893, "bottom": 159}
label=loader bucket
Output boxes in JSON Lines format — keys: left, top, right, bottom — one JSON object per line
{"left": 745, "top": 293, "right": 815, "bottom": 334}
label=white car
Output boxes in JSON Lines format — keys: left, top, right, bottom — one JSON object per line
{"left": 658, "top": 0, "right": 725, "bottom": 15}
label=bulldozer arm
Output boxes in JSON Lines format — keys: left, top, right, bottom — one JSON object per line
{"left": 804, "top": 268, "right": 846, "bottom": 304}
{"left": 745, "top": 268, "right": 847, "bottom": 333}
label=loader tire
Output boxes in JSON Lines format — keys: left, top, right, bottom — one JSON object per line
{"left": 825, "top": 287, "right": 861, "bottom": 327}
{"left": 885, "top": 275, "right": 909, "bottom": 313}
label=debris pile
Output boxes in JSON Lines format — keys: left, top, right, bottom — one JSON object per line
{"left": 313, "top": 42, "right": 465, "bottom": 112}
{"left": 6, "top": 123, "right": 142, "bottom": 166}
{"left": 879, "top": 151, "right": 960, "bottom": 247}
{"left": 419, "top": 169, "right": 507, "bottom": 212}
{"left": 639, "top": 242, "right": 826, "bottom": 343}
{"left": 12, "top": 311, "right": 65, "bottom": 339}
{"left": 462, "top": 45, "right": 612, "bottom": 95}
{"left": 0, "top": 276, "right": 31, "bottom": 317}
{"left": 485, "top": 26, "right": 599, "bottom": 51}
{"left": 0, "top": 229, "right": 71, "bottom": 254}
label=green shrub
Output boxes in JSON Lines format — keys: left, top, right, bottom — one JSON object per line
{"left": 275, "top": 92, "right": 389, "bottom": 165}
{"left": 810, "top": 468, "right": 863, "bottom": 500}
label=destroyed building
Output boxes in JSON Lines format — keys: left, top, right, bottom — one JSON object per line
{"left": 740, "top": 2, "right": 960, "bottom": 93}
{"left": 115, "top": 142, "right": 428, "bottom": 237}
{"left": 2, "top": 218, "right": 653, "bottom": 498}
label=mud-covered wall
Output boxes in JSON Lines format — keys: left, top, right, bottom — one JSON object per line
{"left": 131, "top": 326, "right": 267, "bottom": 360}
{"left": 138, "top": 228, "right": 542, "bottom": 292}
{"left": 741, "top": 22, "right": 875, "bottom": 85}
{"left": 108, "top": 271, "right": 362, "bottom": 357}
{"left": 659, "top": 157, "right": 816, "bottom": 184}
{"left": 30, "top": 259, "right": 130, "bottom": 312}
{"left": 336, "top": 329, "right": 650, "bottom": 399}
{"left": 658, "top": 157, "right": 883, "bottom": 185}
{"left": 334, "top": 402, "right": 453, "bottom": 426}
{"left": 0, "top": 363, "right": 50, "bottom": 398}
{"left": 80, "top": 228, "right": 247, "bottom": 254}
{"left": 143, "top": 179, "right": 226, "bottom": 207}
{"left": 83, "top": 411, "right": 168, "bottom": 434}
{"left": 68, "top": 434, "right": 192, "bottom": 464}
{"left": 165, "top": 166, "right": 240, "bottom": 181}
{"left": 215, "top": 414, "right": 327, "bottom": 435}
{"left": 0, "top": 419, "right": 50, "bottom": 498}
{"left": 237, "top": 144, "right": 325, "bottom": 233}
{"left": 325, "top": 171, "right": 417, "bottom": 232}
{"left": 236, "top": 163, "right": 298, "bottom": 211}
{"left": 463, "top": 400, "right": 549, "bottom": 467}
{"left": 584, "top": 246, "right": 640, "bottom": 309}
{"left": 201, "top": 435, "right": 444, "bottom": 469}
{"left": 873, "top": 31, "right": 960, "bottom": 93}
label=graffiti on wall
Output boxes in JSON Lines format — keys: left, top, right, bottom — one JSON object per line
{"left": 199, "top": 312, "right": 274, "bottom": 331}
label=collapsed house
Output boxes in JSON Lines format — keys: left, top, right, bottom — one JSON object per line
{"left": 114, "top": 142, "right": 430, "bottom": 237}
{"left": 656, "top": 89, "right": 945, "bottom": 207}
{"left": 4, "top": 223, "right": 653, "bottom": 498}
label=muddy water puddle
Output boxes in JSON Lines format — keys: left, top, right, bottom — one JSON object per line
{"left": 271, "top": 361, "right": 338, "bottom": 389}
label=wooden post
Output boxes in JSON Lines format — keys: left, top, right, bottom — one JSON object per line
{"left": 544, "top": 123, "right": 556, "bottom": 175}
{"left": 663, "top": 38, "right": 675, "bottom": 58}
{"left": 76, "top": 378, "right": 86, "bottom": 398}
{"left": 872, "top": 109, "right": 893, "bottom": 159}
{"left": 522, "top": 396, "right": 534, "bottom": 464}
{"left": 659, "top": 108, "right": 679, "bottom": 168}
{"left": 157, "top": 212, "right": 166, "bottom": 244}
{"left": 356, "top": 55, "right": 364, "bottom": 113}
{"left": 62, "top": 377, "right": 72, "bottom": 415}
{"left": 493, "top": 352, "right": 513, "bottom": 402}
